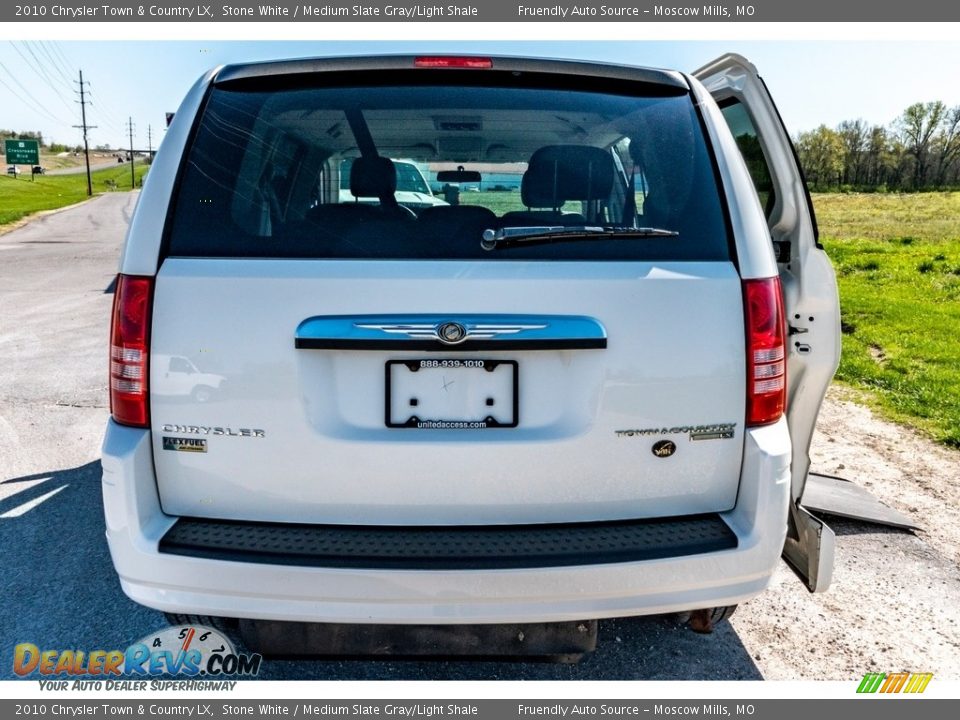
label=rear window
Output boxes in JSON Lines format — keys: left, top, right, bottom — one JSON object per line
{"left": 166, "top": 70, "right": 730, "bottom": 261}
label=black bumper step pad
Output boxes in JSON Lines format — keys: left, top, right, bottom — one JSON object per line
{"left": 159, "top": 513, "right": 737, "bottom": 571}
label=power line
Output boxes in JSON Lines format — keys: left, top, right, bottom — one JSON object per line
{"left": 8, "top": 41, "right": 77, "bottom": 118}
{"left": 86, "top": 91, "right": 125, "bottom": 135}
{"left": 49, "top": 42, "right": 75, "bottom": 76}
{"left": 0, "top": 72, "right": 41, "bottom": 114}
{"left": 0, "top": 74, "right": 51, "bottom": 124}
{"left": 24, "top": 41, "right": 71, "bottom": 92}
{"left": 87, "top": 89, "right": 123, "bottom": 126}
{"left": 85, "top": 91, "right": 124, "bottom": 137}
{"left": 73, "top": 70, "right": 97, "bottom": 197}
{"left": 0, "top": 60, "right": 68, "bottom": 126}
{"left": 34, "top": 41, "right": 65, "bottom": 78}
{"left": 126, "top": 116, "right": 136, "bottom": 189}
{"left": 33, "top": 41, "right": 74, "bottom": 91}
{"left": 42, "top": 41, "right": 73, "bottom": 83}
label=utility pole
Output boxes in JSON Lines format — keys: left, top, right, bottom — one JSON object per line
{"left": 126, "top": 117, "right": 135, "bottom": 189}
{"left": 72, "top": 70, "right": 96, "bottom": 197}
{"left": 147, "top": 124, "right": 152, "bottom": 158}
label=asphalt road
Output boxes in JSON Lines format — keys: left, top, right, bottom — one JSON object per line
{"left": 1, "top": 195, "right": 956, "bottom": 682}
{"left": 44, "top": 158, "right": 125, "bottom": 176}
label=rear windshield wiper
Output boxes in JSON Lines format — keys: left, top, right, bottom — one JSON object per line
{"left": 481, "top": 225, "right": 679, "bottom": 251}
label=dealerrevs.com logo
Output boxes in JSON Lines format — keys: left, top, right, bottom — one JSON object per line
{"left": 14, "top": 626, "right": 261, "bottom": 687}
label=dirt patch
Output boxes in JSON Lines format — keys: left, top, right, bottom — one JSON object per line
{"left": 813, "top": 384, "right": 960, "bottom": 566}
{"left": 868, "top": 344, "right": 886, "bottom": 365}
{"left": 731, "top": 385, "right": 960, "bottom": 680}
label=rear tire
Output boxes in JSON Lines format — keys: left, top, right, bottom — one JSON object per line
{"left": 163, "top": 613, "right": 238, "bottom": 633}
{"left": 708, "top": 604, "right": 737, "bottom": 623}
{"left": 686, "top": 604, "right": 738, "bottom": 634}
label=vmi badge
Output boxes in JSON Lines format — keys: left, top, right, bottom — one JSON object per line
{"left": 163, "top": 437, "right": 207, "bottom": 453}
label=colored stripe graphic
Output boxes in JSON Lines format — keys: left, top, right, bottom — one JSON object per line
{"left": 885, "top": 673, "right": 909, "bottom": 693}
{"left": 857, "top": 673, "right": 885, "bottom": 693}
{"left": 910, "top": 673, "right": 934, "bottom": 694}
{"left": 857, "top": 672, "right": 932, "bottom": 694}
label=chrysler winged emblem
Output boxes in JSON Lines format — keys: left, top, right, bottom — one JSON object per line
{"left": 294, "top": 314, "right": 607, "bottom": 351}
{"left": 354, "top": 320, "right": 548, "bottom": 344}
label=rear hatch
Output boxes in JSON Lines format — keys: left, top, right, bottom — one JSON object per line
{"left": 149, "top": 58, "right": 746, "bottom": 525}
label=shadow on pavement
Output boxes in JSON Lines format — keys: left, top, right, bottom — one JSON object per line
{"left": 0, "top": 461, "right": 762, "bottom": 681}
{"left": 242, "top": 614, "right": 763, "bottom": 680}
{"left": 828, "top": 516, "right": 916, "bottom": 538}
{"left": 0, "top": 461, "right": 167, "bottom": 679}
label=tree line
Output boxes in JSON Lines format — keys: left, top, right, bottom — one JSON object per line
{"left": 7, "top": 101, "right": 960, "bottom": 192}
{"left": 795, "top": 102, "right": 960, "bottom": 191}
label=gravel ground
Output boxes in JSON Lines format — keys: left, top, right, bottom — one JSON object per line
{"left": 730, "top": 387, "right": 960, "bottom": 679}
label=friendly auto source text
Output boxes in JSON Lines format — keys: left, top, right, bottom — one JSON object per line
{"left": 516, "top": 5, "right": 746, "bottom": 17}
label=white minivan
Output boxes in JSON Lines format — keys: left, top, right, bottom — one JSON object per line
{"left": 102, "top": 54, "right": 840, "bottom": 645}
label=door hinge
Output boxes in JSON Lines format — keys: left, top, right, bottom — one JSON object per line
{"left": 773, "top": 240, "right": 791, "bottom": 264}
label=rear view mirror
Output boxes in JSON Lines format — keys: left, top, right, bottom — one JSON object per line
{"left": 437, "top": 170, "right": 482, "bottom": 183}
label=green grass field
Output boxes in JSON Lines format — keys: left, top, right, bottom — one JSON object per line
{"left": 815, "top": 192, "right": 960, "bottom": 447}
{"left": 0, "top": 162, "right": 148, "bottom": 227}
{"left": 457, "top": 189, "right": 524, "bottom": 215}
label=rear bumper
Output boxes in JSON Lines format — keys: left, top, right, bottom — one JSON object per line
{"left": 101, "top": 419, "right": 791, "bottom": 624}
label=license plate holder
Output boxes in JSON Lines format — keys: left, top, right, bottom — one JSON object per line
{"left": 385, "top": 359, "right": 518, "bottom": 429}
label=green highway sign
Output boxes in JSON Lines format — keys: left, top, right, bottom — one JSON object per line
{"left": 4, "top": 139, "right": 40, "bottom": 165}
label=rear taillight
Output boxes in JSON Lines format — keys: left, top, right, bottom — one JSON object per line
{"left": 109, "top": 274, "right": 153, "bottom": 428}
{"left": 743, "top": 277, "right": 786, "bottom": 427}
{"left": 414, "top": 56, "right": 493, "bottom": 69}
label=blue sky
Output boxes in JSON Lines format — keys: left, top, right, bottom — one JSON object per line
{"left": 3, "top": 40, "right": 960, "bottom": 150}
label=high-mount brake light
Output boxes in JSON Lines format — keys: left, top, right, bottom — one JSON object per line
{"left": 743, "top": 277, "right": 787, "bottom": 427}
{"left": 109, "top": 274, "right": 154, "bottom": 428}
{"left": 414, "top": 57, "right": 493, "bottom": 69}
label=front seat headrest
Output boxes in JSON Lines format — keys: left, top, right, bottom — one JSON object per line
{"left": 521, "top": 145, "right": 614, "bottom": 208}
{"left": 350, "top": 156, "right": 397, "bottom": 199}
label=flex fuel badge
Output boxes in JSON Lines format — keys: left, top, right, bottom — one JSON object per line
{"left": 163, "top": 437, "right": 208, "bottom": 453}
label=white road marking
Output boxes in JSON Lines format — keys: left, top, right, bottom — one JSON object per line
{"left": 0, "top": 484, "right": 68, "bottom": 518}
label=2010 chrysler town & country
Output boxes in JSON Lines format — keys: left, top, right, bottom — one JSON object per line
{"left": 102, "top": 54, "right": 841, "bottom": 641}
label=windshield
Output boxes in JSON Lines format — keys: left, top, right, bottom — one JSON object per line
{"left": 167, "top": 71, "right": 731, "bottom": 261}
